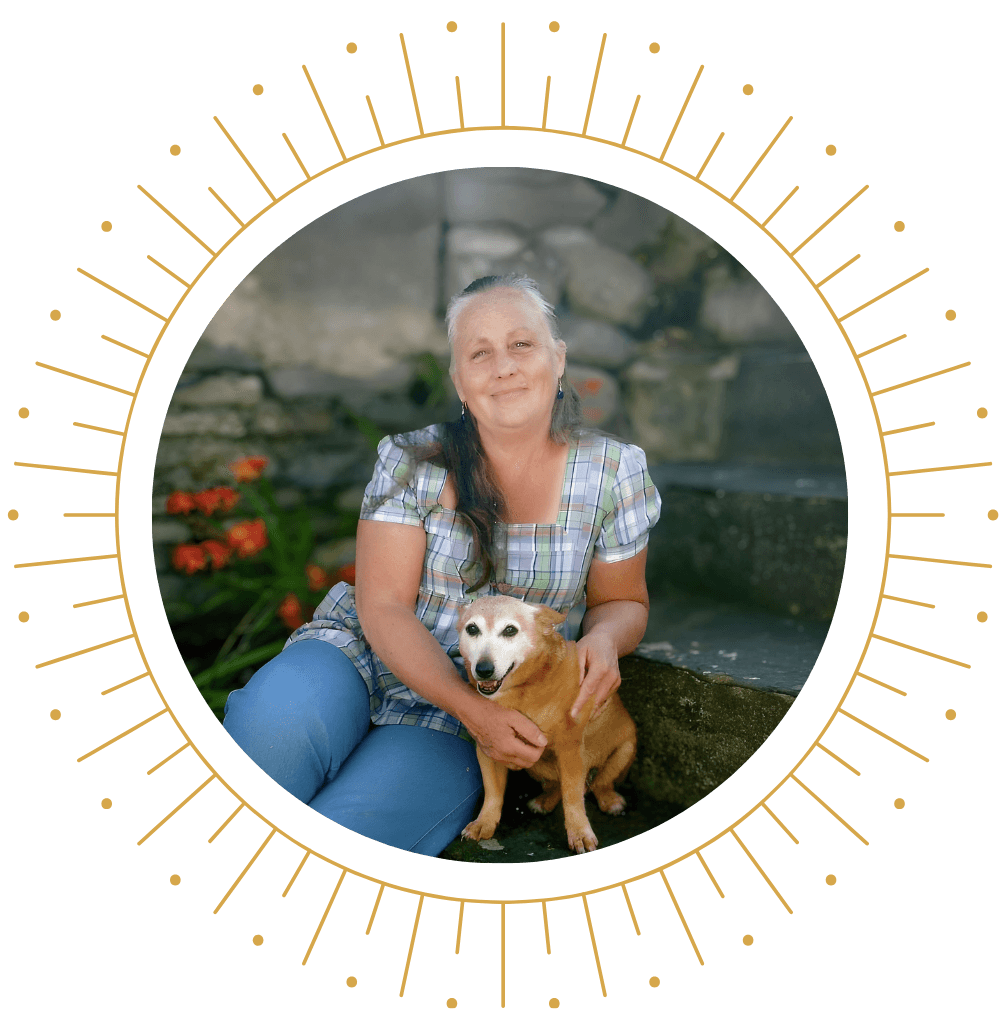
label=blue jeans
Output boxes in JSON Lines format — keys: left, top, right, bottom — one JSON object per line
{"left": 223, "top": 639, "right": 483, "bottom": 856}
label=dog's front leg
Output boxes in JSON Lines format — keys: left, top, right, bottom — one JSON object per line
{"left": 461, "top": 746, "right": 508, "bottom": 841}
{"left": 557, "top": 744, "right": 598, "bottom": 853}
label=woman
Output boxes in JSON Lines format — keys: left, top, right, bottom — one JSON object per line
{"left": 224, "top": 274, "right": 661, "bottom": 856}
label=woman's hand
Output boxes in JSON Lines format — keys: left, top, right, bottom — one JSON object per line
{"left": 570, "top": 631, "right": 622, "bottom": 721}
{"left": 465, "top": 700, "right": 548, "bottom": 770}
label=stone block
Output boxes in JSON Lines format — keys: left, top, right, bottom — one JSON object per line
{"left": 155, "top": 438, "right": 272, "bottom": 485}
{"left": 700, "top": 278, "right": 799, "bottom": 345}
{"left": 565, "top": 364, "right": 620, "bottom": 427}
{"left": 151, "top": 518, "right": 192, "bottom": 544}
{"left": 310, "top": 536, "right": 357, "bottom": 571}
{"left": 283, "top": 450, "right": 364, "bottom": 490}
{"left": 183, "top": 339, "right": 261, "bottom": 373}
{"left": 559, "top": 314, "right": 638, "bottom": 369}
{"left": 173, "top": 373, "right": 263, "bottom": 407}
{"left": 267, "top": 363, "right": 413, "bottom": 405}
{"left": 160, "top": 409, "right": 246, "bottom": 438}
{"left": 590, "top": 190, "right": 673, "bottom": 253}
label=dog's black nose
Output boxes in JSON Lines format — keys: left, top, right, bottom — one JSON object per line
{"left": 475, "top": 658, "right": 495, "bottom": 680}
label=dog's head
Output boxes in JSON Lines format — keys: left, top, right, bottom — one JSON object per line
{"left": 456, "top": 596, "right": 567, "bottom": 698}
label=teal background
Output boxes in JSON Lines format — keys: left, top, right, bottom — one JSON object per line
{"left": 3, "top": 0, "right": 997, "bottom": 1022}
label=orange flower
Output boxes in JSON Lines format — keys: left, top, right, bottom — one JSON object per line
{"left": 192, "top": 488, "right": 223, "bottom": 516}
{"left": 226, "top": 518, "right": 268, "bottom": 558}
{"left": 172, "top": 543, "right": 207, "bottom": 575}
{"left": 582, "top": 377, "right": 603, "bottom": 395}
{"left": 201, "top": 540, "right": 232, "bottom": 570}
{"left": 214, "top": 486, "right": 241, "bottom": 512}
{"left": 229, "top": 456, "right": 268, "bottom": 483}
{"left": 277, "top": 592, "right": 306, "bottom": 631}
{"left": 166, "top": 491, "right": 197, "bottom": 516}
{"left": 305, "top": 564, "right": 329, "bottom": 592}
{"left": 337, "top": 562, "right": 356, "bottom": 586}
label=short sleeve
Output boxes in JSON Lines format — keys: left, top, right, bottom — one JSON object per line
{"left": 593, "top": 443, "right": 662, "bottom": 563}
{"left": 359, "top": 435, "right": 425, "bottom": 528}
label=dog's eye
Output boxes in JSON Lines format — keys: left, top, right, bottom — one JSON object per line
{"left": 465, "top": 624, "right": 480, "bottom": 636}
{"left": 501, "top": 625, "right": 519, "bottom": 637}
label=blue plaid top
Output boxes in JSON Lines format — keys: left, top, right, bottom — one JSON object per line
{"left": 286, "top": 426, "right": 661, "bottom": 740}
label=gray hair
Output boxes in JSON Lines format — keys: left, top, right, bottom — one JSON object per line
{"left": 445, "top": 273, "right": 561, "bottom": 376}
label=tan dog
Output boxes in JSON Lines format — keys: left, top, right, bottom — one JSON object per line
{"left": 457, "top": 596, "right": 637, "bottom": 854}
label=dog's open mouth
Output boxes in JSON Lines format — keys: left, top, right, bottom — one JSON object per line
{"left": 475, "top": 663, "right": 515, "bottom": 697}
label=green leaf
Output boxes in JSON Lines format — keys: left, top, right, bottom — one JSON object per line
{"left": 193, "top": 640, "right": 286, "bottom": 687}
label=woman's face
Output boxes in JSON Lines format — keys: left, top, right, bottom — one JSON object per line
{"left": 450, "top": 289, "right": 567, "bottom": 436}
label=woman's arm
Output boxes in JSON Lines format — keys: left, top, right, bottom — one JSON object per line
{"left": 354, "top": 518, "right": 548, "bottom": 768}
{"left": 569, "top": 549, "right": 650, "bottom": 720}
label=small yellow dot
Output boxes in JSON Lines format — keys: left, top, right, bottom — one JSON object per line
{"left": 549, "top": 998, "right": 560, "bottom": 1008}
{"left": 18, "top": 407, "right": 29, "bottom": 418}
{"left": 990, "top": 510, "right": 999, "bottom": 521}
{"left": 346, "top": 976, "right": 357, "bottom": 988}
{"left": 50, "top": 309, "right": 61, "bottom": 321}
{"left": 649, "top": 976, "right": 660, "bottom": 987}
{"left": 447, "top": 21, "right": 457, "bottom": 32}
{"left": 169, "top": 144, "right": 181, "bottom": 156}
{"left": 945, "top": 309, "right": 957, "bottom": 320}
{"left": 743, "top": 934, "right": 754, "bottom": 946}
{"left": 977, "top": 611, "right": 988, "bottom": 622}
{"left": 170, "top": 874, "right": 181, "bottom": 885}
{"left": 825, "top": 144, "right": 837, "bottom": 156}
{"left": 8, "top": 510, "right": 18, "bottom": 520}
{"left": 446, "top": 998, "right": 457, "bottom": 1008}
{"left": 252, "top": 934, "right": 264, "bottom": 946}
{"left": 346, "top": 42, "right": 357, "bottom": 53}
{"left": 894, "top": 798, "right": 905, "bottom": 809}
{"left": 50, "top": 709, "right": 61, "bottom": 720}
{"left": 945, "top": 709, "right": 957, "bottom": 720}
{"left": 253, "top": 83, "right": 263, "bottom": 95}
{"left": 894, "top": 221, "right": 905, "bottom": 232}
{"left": 649, "top": 42, "right": 660, "bottom": 53}
{"left": 18, "top": 611, "right": 29, "bottom": 622}
{"left": 977, "top": 407, "right": 987, "bottom": 418}
{"left": 101, "top": 220, "right": 112, "bottom": 232}
{"left": 101, "top": 798, "right": 112, "bottom": 809}
{"left": 549, "top": 21, "right": 560, "bottom": 32}
{"left": 743, "top": 84, "right": 754, "bottom": 95}
{"left": 826, "top": 874, "right": 837, "bottom": 886}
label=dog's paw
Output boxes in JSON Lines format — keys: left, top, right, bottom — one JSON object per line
{"left": 566, "top": 825, "right": 599, "bottom": 854}
{"left": 461, "top": 819, "right": 496, "bottom": 841}
{"left": 595, "top": 791, "right": 627, "bottom": 816}
{"left": 527, "top": 796, "right": 558, "bottom": 815}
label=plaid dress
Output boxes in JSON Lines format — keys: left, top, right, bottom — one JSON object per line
{"left": 286, "top": 425, "right": 662, "bottom": 740}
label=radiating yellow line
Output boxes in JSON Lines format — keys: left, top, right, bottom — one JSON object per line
{"left": 890, "top": 512, "right": 944, "bottom": 519}
{"left": 542, "top": 75, "right": 551, "bottom": 129}
{"left": 621, "top": 884, "right": 641, "bottom": 933}
{"left": 454, "top": 899, "right": 464, "bottom": 952}
{"left": 101, "top": 671, "right": 150, "bottom": 695}
{"left": 15, "top": 552, "right": 117, "bottom": 568}
{"left": 365, "top": 95, "right": 385, "bottom": 146}
{"left": 213, "top": 116, "right": 275, "bottom": 201}
{"left": 136, "top": 185, "right": 217, "bottom": 255}
{"left": 399, "top": 894, "right": 424, "bottom": 996}
{"left": 791, "top": 185, "right": 869, "bottom": 255}
{"left": 208, "top": 186, "right": 244, "bottom": 226}
{"left": 883, "top": 421, "right": 935, "bottom": 436}
{"left": 101, "top": 334, "right": 149, "bottom": 359}
{"left": 582, "top": 33, "right": 607, "bottom": 136}
{"left": 817, "top": 253, "right": 860, "bottom": 287}
{"left": 147, "top": 254, "right": 190, "bottom": 288}
{"left": 660, "top": 871, "right": 703, "bottom": 965}
{"left": 500, "top": 23, "right": 505, "bottom": 127}
{"left": 214, "top": 828, "right": 277, "bottom": 913}
{"left": 455, "top": 76, "right": 464, "bottom": 129}
{"left": 730, "top": 829, "right": 792, "bottom": 913}
{"left": 790, "top": 775, "right": 868, "bottom": 844}
{"left": 580, "top": 895, "right": 606, "bottom": 997}
{"left": 696, "top": 849, "right": 725, "bottom": 896}
{"left": 15, "top": 460, "right": 118, "bottom": 477}
{"left": 301, "top": 64, "right": 346, "bottom": 160}
{"left": 77, "top": 707, "right": 167, "bottom": 761}
{"left": 660, "top": 64, "right": 703, "bottom": 159}
{"left": 398, "top": 34, "right": 424, "bottom": 135}
{"left": 761, "top": 185, "right": 798, "bottom": 227}
{"left": 872, "top": 634, "right": 970, "bottom": 669}
{"left": 817, "top": 742, "right": 860, "bottom": 776}
{"left": 541, "top": 900, "right": 550, "bottom": 954}
{"left": 137, "top": 775, "right": 216, "bottom": 845}
{"left": 73, "top": 422, "right": 124, "bottom": 436}
{"left": 838, "top": 267, "right": 929, "bottom": 321}
{"left": 302, "top": 870, "right": 347, "bottom": 966}
{"left": 621, "top": 94, "right": 641, "bottom": 146}
{"left": 889, "top": 553, "right": 989, "bottom": 568}
{"left": 147, "top": 741, "right": 190, "bottom": 775}
{"left": 208, "top": 803, "right": 244, "bottom": 843}
{"left": 35, "top": 361, "right": 135, "bottom": 396}
{"left": 696, "top": 132, "right": 724, "bottom": 180}
{"left": 73, "top": 593, "right": 124, "bottom": 609}
{"left": 731, "top": 116, "right": 793, "bottom": 201}
{"left": 890, "top": 461, "right": 991, "bottom": 477}
{"left": 838, "top": 708, "right": 930, "bottom": 761}
{"left": 858, "top": 333, "right": 906, "bottom": 358}
{"left": 77, "top": 267, "right": 168, "bottom": 321}
{"left": 857, "top": 671, "right": 907, "bottom": 696}
{"left": 761, "top": 802, "right": 799, "bottom": 843}
{"left": 281, "top": 133, "right": 310, "bottom": 179}
{"left": 501, "top": 902, "right": 506, "bottom": 1007}
{"left": 366, "top": 882, "right": 384, "bottom": 934}
{"left": 872, "top": 361, "right": 971, "bottom": 396}
{"left": 283, "top": 851, "right": 310, "bottom": 897}
{"left": 882, "top": 593, "right": 935, "bottom": 609}
{"left": 38, "top": 633, "right": 135, "bottom": 669}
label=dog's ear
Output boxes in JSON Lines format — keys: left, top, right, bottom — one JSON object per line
{"left": 456, "top": 602, "right": 472, "bottom": 631}
{"left": 531, "top": 604, "right": 567, "bottom": 633}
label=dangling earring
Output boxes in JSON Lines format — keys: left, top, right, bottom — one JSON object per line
{"left": 557, "top": 377, "right": 564, "bottom": 400}
{"left": 461, "top": 402, "right": 467, "bottom": 423}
